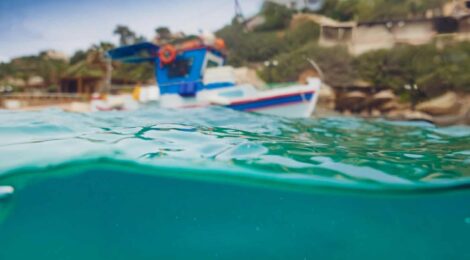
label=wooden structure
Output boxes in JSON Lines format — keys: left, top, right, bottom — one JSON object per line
{"left": 60, "top": 76, "right": 103, "bottom": 97}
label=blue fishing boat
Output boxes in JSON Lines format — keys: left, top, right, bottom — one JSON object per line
{"left": 106, "top": 36, "right": 321, "bottom": 118}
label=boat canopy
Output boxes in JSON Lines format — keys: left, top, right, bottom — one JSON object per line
{"left": 106, "top": 42, "right": 159, "bottom": 63}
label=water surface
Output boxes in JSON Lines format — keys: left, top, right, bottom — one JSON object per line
{"left": 0, "top": 107, "right": 469, "bottom": 259}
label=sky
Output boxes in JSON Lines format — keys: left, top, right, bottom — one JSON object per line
{"left": 0, "top": 0, "right": 264, "bottom": 62}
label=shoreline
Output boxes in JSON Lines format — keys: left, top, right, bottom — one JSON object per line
{"left": 2, "top": 101, "right": 469, "bottom": 127}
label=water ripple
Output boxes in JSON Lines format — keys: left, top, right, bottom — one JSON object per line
{"left": 0, "top": 107, "right": 469, "bottom": 190}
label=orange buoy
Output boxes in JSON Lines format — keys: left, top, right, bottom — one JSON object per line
{"left": 159, "top": 45, "right": 177, "bottom": 64}
{"left": 215, "top": 38, "right": 226, "bottom": 50}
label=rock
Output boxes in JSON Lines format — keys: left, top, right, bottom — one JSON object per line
{"left": 403, "top": 110, "right": 434, "bottom": 122}
{"left": 317, "top": 83, "right": 336, "bottom": 110}
{"left": 465, "top": 108, "right": 470, "bottom": 125}
{"left": 433, "top": 106, "right": 470, "bottom": 126}
{"left": 387, "top": 109, "right": 433, "bottom": 122}
{"left": 432, "top": 114, "right": 465, "bottom": 126}
{"left": 374, "top": 90, "right": 396, "bottom": 99}
{"left": 338, "top": 91, "right": 368, "bottom": 111}
{"left": 319, "top": 83, "right": 335, "bottom": 100}
{"left": 371, "top": 90, "right": 396, "bottom": 106}
{"left": 343, "top": 110, "right": 352, "bottom": 116}
{"left": 371, "top": 109, "right": 381, "bottom": 117}
{"left": 386, "top": 109, "right": 403, "bottom": 118}
{"left": 351, "top": 80, "right": 373, "bottom": 89}
{"left": 416, "top": 92, "right": 461, "bottom": 116}
{"left": 360, "top": 110, "right": 369, "bottom": 117}
{"left": 379, "top": 101, "right": 399, "bottom": 112}
{"left": 345, "top": 91, "right": 368, "bottom": 100}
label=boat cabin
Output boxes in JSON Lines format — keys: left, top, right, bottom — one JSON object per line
{"left": 107, "top": 41, "right": 229, "bottom": 97}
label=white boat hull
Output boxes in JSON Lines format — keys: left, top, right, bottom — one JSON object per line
{"left": 241, "top": 99, "right": 316, "bottom": 118}
{"left": 204, "top": 78, "right": 321, "bottom": 118}
{"left": 98, "top": 78, "right": 321, "bottom": 118}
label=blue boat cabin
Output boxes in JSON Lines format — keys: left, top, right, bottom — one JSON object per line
{"left": 107, "top": 42, "right": 227, "bottom": 97}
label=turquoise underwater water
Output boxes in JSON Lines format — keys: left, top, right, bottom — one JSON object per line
{"left": 0, "top": 107, "right": 469, "bottom": 259}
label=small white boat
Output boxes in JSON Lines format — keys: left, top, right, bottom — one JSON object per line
{"left": 105, "top": 38, "right": 320, "bottom": 118}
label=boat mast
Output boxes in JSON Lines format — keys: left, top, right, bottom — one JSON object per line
{"left": 235, "top": 0, "right": 245, "bottom": 23}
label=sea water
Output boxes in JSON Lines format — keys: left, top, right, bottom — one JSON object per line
{"left": 0, "top": 107, "right": 469, "bottom": 259}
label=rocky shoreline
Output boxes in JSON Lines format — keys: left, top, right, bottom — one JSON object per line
{"left": 316, "top": 84, "right": 470, "bottom": 126}
{"left": 2, "top": 75, "right": 469, "bottom": 126}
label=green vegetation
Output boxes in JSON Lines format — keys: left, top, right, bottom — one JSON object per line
{"left": 216, "top": 2, "right": 349, "bottom": 85}
{"left": 217, "top": 28, "right": 285, "bottom": 65}
{"left": 318, "top": 0, "right": 448, "bottom": 21}
{"left": 0, "top": 53, "right": 69, "bottom": 92}
{"left": 255, "top": 2, "right": 294, "bottom": 31}
{"left": 259, "top": 43, "right": 355, "bottom": 86}
{"left": 216, "top": 16, "right": 319, "bottom": 66}
{"left": 355, "top": 42, "right": 470, "bottom": 102}
{"left": 256, "top": 39, "right": 470, "bottom": 104}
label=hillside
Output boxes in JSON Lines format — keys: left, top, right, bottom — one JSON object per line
{"left": 318, "top": 0, "right": 448, "bottom": 22}
{"left": 216, "top": 1, "right": 470, "bottom": 107}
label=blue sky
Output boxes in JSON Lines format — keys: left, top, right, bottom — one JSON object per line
{"left": 0, "top": 0, "right": 264, "bottom": 62}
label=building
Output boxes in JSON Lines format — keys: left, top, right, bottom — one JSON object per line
{"left": 42, "top": 50, "right": 69, "bottom": 61}
{"left": 319, "top": 14, "right": 470, "bottom": 55}
{"left": 59, "top": 60, "right": 105, "bottom": 96}
{"left": 266, "top": 0, "right": 325, "bottom": 11}
{"left": 60, "top": 76, "right": 103, "bottom": 96}
{"left": 314, "top": 1, "right": 470, "bottom": 55}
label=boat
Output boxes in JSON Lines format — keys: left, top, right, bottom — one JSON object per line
{"left": 105, "top": 36, "right": 321, "bottom": 118}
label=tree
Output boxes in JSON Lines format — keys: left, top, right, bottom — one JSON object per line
{"left": 354, "top": 42, "right": 470, "bottom": 105}
{"left": 259, "top": 43, "right": 355, "bottom": 86}
{"left": 255, "top": 2, "right": 293, "bottom": 31}
{"left": 113, "top": 25, "right": 137, "bottom": 46}
{"left": 135, "top": 35, "right": 147, "bottom": 43}
{"left": 88, "top": 42, "right": 115, "bottom": 65}
{"left": 155, "top": 27, "right": 172, "bottom": 42}
{"left": 70, "top": 50, "right": 87, "bottom": 65}
{"left": 318, "top": 0, "right": 448, "bottom": 21}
